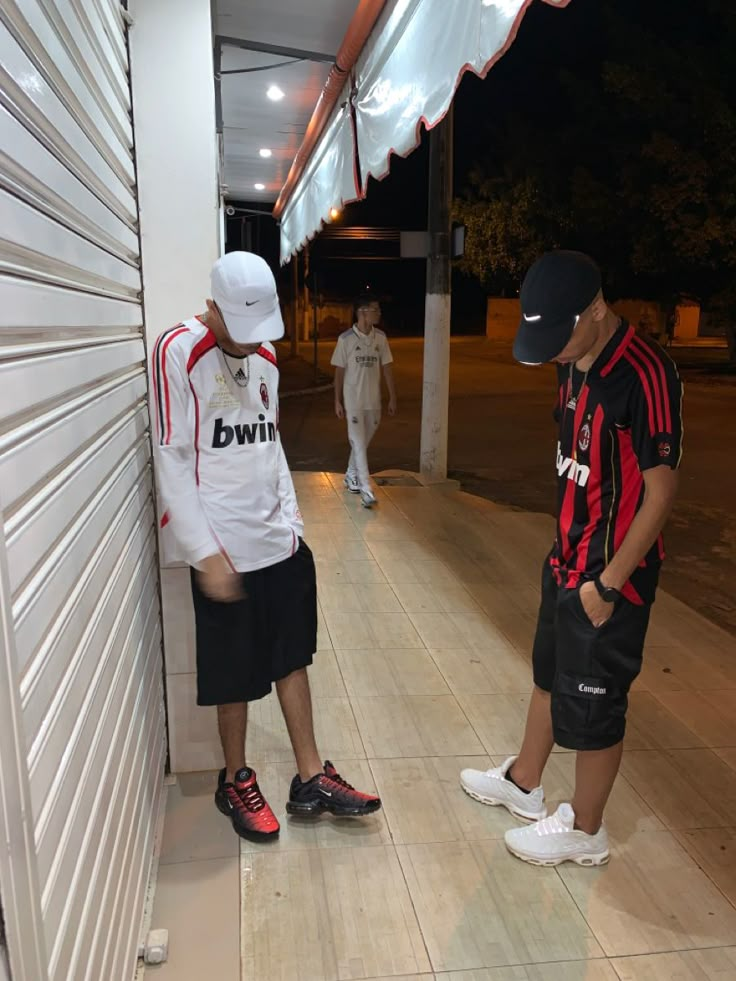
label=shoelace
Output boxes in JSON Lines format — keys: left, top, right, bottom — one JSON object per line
{"left": 321, "top": 772, "right": 355, "bottom": 793}
{"left": 228, "top": 782, "right": 266, "bottom": 813}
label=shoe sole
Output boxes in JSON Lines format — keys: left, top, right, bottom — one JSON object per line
{"left": 361, "top": 500, "right": 376, "bottom": 509}
{"left": 460, "top": 782, "right": 546, "bottom": 822}
{"left": 215, "top": 797, "right": 280, "bottom": 842}
{"left": 343, "top": 480, "right": 361, "bottom": 494}
{"left": 285, "top": 799, "right": 382, "bottom": 818}
{"left": 505, "top": 841, "right": 610, "bottom": 867}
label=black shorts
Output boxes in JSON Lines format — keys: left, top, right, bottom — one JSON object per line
{"left": 191, "top": 539, "right": 317, "bottom": 706}
{"left": 532, "top": 559, "right": 653, "bottom": 751}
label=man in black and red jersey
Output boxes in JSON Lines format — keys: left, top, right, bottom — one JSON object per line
{"left": 461, "top": 251, "right": 682, "bottom": 867}
{"left": 152, "top": 251, "right": 381, "bottom": 843}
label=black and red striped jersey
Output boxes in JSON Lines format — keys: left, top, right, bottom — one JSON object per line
{"left": 550, "top": 320, "right": 683, "bottom": 604}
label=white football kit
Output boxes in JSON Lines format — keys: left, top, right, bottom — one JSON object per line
{"left": 331, "top": 325, "right": 393, "bottom": 493}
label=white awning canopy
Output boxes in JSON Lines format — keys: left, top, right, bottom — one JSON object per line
{"left": 279, "top": 0, "right": 570, "bottom": 262}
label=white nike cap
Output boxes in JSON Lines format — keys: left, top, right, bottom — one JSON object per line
{"left": 210, "top": 251, "right": 285, "bottom": 344}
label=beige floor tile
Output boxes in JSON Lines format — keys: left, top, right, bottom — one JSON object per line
{"left": 166, "top": 673, "right": 221, "bottom": 773}
{"left": 340, "top": 559, "right": 389, "bottom": 584}
{"left": 392, "top": 582, "right": 481, "bottom": 615}
{"left": 317, "top": 607, "right": 333, "bottom": 649}
{"left": 675, "top": 827, "right": 736, "bottom": 906}
{"left": 372, "top": 756, "right": 517, "bottom": 845}
{"left": 313, "top": 696, "right": 366, "bottom": 759}
{"left": 436, "top": 963, "right": 617, "bottom": 980}
{"left": 160, "top": 567, "right": 196, "bottom": 675}
{"left": 559, "top": 831, "right": 736, "bottom": 957}
{"left": 240, "top": 759, "right": 390, "bottom": 853}
{"left": 352, "top": 695, "right": 483, "bottom": 758}
{"left": 308, "top": 650, "right": 348, "bottom": 697}
{"left": 633, "top": 651, "right": 691, "bottom": 693}
{"left": 241, "top": 845, "right": 431, "bottom": 980}
{"left": 701, "top": 689, "right": 736, "bottom": 720}
{"left": 146, "top": 856, "right": 239, "bottom": 980}
{"left": 610, "top": 947, "right": 736, "bottom": 980}
{"left": 245, "top": 693, "right": 294, "bottom": 762}
{"left": 716, "top": 748, "right": 736, "bottom": 771}
{"left": 619, "top": 749, "right": 736, "bottom": 830}
{"left": 410, "top": 613, "right": 469, "bottom": 649}
{"left": 530, "top": 753, "right": 665, "bottom": 839}
{"left": 457, "top": 694, "right": 531, "bottom": 756}
{"left": 324, "top": 610, "right": 423, "bottom": 649}
{"left": 159, "top": 773, "right": 239, "bottom": 866}
{"left": 398, "top": 840, "right": 602, "bottom": 972}
{"left": 369, "top": 540, "right": 438, "bottom": 565}
{"left": 336, "top": 649, "right": 450, "bottom": 696}
{"left": 430, "top": 649, "right": 531, "bottom": 695}
{"left": 381, "top": 558, "right": 457, "bottom": 585}
{"left": 319, "top": 582, "right": 402, "bottom": 613}
{"left": 448, "top": 613, "right": 528, "bottom": 656}
{"left": 625, "top": 693, "right": 706, "bottom": 750}
{"left": 641, "top": 644, "right": 736, "bottom": 691}
{"left": 652, "top": 692, "right": 736, "bottom": 747}
{"left": 323, "top": 609, "right": 375, "bottom": 648}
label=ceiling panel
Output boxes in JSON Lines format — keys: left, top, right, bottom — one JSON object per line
{"left": 217, "top": 0, "right": 360, "bottom": 202}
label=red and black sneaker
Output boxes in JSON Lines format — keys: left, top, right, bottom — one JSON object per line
{"left": 215, "top": 767, "right": 280, "bottom": 841}
{"left": 286, "top": 761, "right": 382, "bottom": 817}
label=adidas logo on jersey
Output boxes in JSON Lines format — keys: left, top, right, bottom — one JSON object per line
{"left": 556, "top": 442, "right": 591, "bottom": 488}
{"left": 212, "top": 415, "right": 276, "bottom": 448}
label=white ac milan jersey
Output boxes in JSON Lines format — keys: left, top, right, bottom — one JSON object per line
{"left": 152, "top": 317, "right": 303, "bottom": 573}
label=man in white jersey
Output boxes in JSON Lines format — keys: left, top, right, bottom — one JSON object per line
{"left": 332, "top": 295, "right": 397, "bottom": 508}
{"left": 152, "top": 252, "right": 381, "bottom": 842}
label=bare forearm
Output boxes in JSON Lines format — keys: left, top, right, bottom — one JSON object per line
{"left": 601, "top": 479, "right": 678, "bottom": 590}
{"left": 334, "top": 367, "right": 345, "bottom": 403}
{"left": 383, "top": 365, "right": 396, "bottom": 401}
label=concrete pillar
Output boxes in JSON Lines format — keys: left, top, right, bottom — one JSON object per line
{"left": 129, "top": 0, "right": 220, "bottom": 772}
{"left": 420, "top": 106, "right": 453, "bottom": 481}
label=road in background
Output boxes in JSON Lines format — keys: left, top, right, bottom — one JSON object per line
{"left": 279, "top": 338, "right": 736, "bottom": 636}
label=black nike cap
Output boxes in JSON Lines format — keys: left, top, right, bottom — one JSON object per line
{"left": 513, "top": 251, "right": 602, "bottom": 364}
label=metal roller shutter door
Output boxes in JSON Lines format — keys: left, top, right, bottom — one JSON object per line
{"left": 0, "top": 1, "right": 166, "bottom": 979}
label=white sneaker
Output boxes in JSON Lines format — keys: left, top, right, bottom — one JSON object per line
{"left": 360, "top": 490, "right": 377, "bottom": 508}
{"left": 344, "top": 473, "right": 360, "bottom": 494}
{"left": 460, "top": 757, "right": 546, "bottom": 822}
{"left": 505, "top": 803, "right": 610, "bottom": 867}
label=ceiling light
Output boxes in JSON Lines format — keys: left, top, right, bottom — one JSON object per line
{"left": 254, "top": 183, "right": 265, "bottom": 191}
{"left": 266, "top": 85, "right": 285, "bottom": 102}
{"left": 259, "top": 148, "right": 272, "bottom": 158}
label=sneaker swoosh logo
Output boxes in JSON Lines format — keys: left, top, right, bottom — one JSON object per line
{"left": 318, "top": 789, "right": 332, "bottom": 797}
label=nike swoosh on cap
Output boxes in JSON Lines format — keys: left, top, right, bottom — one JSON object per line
{"left": 523, "top": 314, "right": 542, "bottom": 322}
{"left": 245, "top": 300, "right": 259, "bottom": 307}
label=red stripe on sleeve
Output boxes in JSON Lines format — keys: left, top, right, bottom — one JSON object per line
{"left": 623, "top": 351, "right": 656, "bottom": 436}
{"left": 187, "top": 331, "right": 217, "bottom": 373}
{"left": 631, "top": 337, "right": 672, "bottom": 432}
{"left": 158, "top": 327, "right": 189, "bottom": 446}
{"left": 257, "top": 345, "right": 278, "bottom": 368}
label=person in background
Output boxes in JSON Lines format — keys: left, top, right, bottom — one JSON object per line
{"left": 332, "top": 295, "right": 397, "bottom": 508}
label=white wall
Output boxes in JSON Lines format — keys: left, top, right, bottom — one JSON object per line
{"left": 128, "top": 0, "right": 220, "bottom": 350}
{"left": 128, "top": 0, "right": 221, "bottom": 773}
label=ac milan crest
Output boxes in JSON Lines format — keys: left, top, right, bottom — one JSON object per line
{"left": 578, "top": 422, "right": 591, "bottom": 453}
{"left": 260, "top": 379, "right": 269, "bottom": 409}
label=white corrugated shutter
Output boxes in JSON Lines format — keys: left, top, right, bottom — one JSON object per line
{"left": 0, "top": 2, "right": 166, "bottom": 980}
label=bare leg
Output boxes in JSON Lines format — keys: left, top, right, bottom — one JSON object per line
{"left": 276, "top": 667, "right": 323, "bottom": 781}
{"left": 218, "top": 702, "right": 248, "bottom": 782}
{"left": 509, "top": 686, "right": 555, "bottom": 790}
{"left": 571, "top": 742, "right": 623, "bottom": 834}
